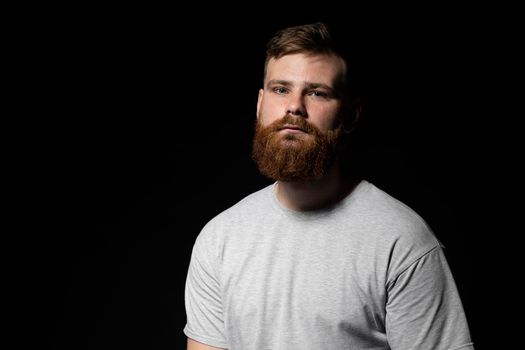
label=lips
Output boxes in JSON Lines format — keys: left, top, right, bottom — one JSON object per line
{"left": 280, "top": 124, "right": 307, "bottom": 133}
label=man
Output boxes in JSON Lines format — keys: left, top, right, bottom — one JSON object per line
{"left": 184, "top": 22, "right": 474, "bottom": 349}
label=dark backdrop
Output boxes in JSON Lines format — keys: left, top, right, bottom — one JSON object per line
{"left": 4, "top": 5, "right": 523, "bottom": 349}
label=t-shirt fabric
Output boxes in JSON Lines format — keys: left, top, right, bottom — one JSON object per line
{"left": 184, "top": 180, "right": 474, "bottom": 349}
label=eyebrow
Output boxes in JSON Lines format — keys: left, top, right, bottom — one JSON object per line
{"left": 266, "top": 79, "right": 335, "bottom": 93}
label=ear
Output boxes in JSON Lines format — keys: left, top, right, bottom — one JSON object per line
{"left": 256, "top": 89, "right": 264, "bottom": 119}
{"left": 343, "top": 97, "right": 362, "bottom": 134}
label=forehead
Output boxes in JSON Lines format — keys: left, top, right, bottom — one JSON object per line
{"left": 265, "top": 53, "right": 346, "bottom": 87}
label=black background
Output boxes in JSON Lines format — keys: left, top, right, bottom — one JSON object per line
{"left": 4, "top": 5, "right": 523, "bottom": 349}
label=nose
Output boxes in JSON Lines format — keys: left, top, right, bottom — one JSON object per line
{"left": 286, "top": 94, "right": 307, "bottom": 117}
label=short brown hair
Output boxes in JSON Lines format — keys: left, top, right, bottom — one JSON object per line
{"left": 263, "top": 22, "right": 352, "bottom": 93}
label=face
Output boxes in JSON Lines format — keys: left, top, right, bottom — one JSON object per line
{"left": 252, "top": 53, "right": 348, "bottom": 182}
{"left": 256, "top": 52, "right": 346, "bottom": 133}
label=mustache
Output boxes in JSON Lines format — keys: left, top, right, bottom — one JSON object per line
{"left": 265, "top": 114, "right": 317, "bottom": 134}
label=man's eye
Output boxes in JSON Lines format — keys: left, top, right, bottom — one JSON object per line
{"left": 309, "top": 90, "right": 328, "bottom": 98}
{"left": 273, "top": 87, "right": 288, "bottom": 94}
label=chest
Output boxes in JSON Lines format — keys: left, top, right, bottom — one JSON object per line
{"left": 220, "top": 223, "right": 387, "bottom": 333}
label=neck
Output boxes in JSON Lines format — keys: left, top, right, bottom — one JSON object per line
{"left": 275, "top": 162, "right": 358, "bottom": 212}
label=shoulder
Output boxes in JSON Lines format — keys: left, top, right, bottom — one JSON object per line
{"left": 352, "top": 181, "right": 442, "bottom": 275}
{"left": 357, "top": 181, "right": 427, "bottom": 224}
{"left": 194, "top": 183, "right": 275, "bottom": 246}
{"left": 208, "top": 183, "right": 273, "bottom": 228}
{"left": 356, "top": 181, "right": 439, "bottom": 245}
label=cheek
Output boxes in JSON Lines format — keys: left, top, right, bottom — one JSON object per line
{"left": 311, "top": 107, "right": 342, "bottom": 132}
{"left": 258, "top": 98, "right": 283, "bottom": 125}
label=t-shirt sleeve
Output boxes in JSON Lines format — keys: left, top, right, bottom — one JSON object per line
{"left": 184, "top": 231, "right": 228, "bottom": 349}
{"left": 385, "top": 245, "right": 474, "bottom": 349}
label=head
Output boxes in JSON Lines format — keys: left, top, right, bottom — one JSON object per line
{"left": 252, "top": 22, "right": 361, "bottom": 182}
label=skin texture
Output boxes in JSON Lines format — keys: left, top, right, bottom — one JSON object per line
{"left": 187, "top": 338, "right": 225, "bottom": 350}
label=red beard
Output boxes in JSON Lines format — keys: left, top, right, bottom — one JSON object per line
{"left": 252, "top": 114, "right": 343, "bottom": 182}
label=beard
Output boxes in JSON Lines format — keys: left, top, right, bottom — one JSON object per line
{"left": 252, "top": 114, "right": 343, "bottom": 182}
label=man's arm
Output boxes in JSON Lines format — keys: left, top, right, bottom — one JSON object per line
{"left": 385, "top": 246, "right": 474, "bottom": 349}
{"left": 184, "top": 228, "right": 228, "bottom": 348}
{"left": 187, "top": 338, "right": 226, "bottom": 350}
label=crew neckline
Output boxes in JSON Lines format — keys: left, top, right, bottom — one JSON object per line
{"left": 269, "top": 179, "right": 369, "bottom": 221}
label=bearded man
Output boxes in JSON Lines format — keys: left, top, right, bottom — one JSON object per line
{"left": 183, "top": 22, "right": 474, "bottom": 350}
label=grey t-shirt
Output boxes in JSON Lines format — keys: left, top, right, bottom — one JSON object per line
{"left": 184, "top": 180, "right": 474, "bottom": 349}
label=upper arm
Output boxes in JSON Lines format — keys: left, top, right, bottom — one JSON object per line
{"left": 184, "top": 232, "right": 228, "bottom": 348}
{"left": 187, "top": 337, "right": 226, "bottom": 350}
{"left": 385, "top": 247, "right": 473, "bottom": 349}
